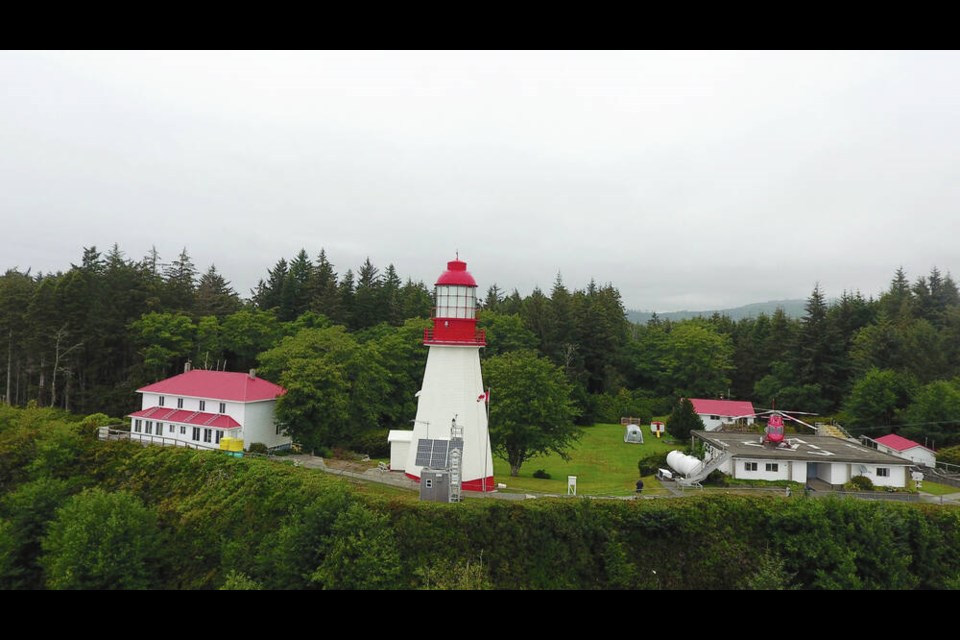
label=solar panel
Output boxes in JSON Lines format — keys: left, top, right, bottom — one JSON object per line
{"left": 416, "top": 438, "right": 461, "bottom": 469}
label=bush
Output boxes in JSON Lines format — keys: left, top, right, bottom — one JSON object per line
{"left": 532, "top": 469, "right": 551, "bottom": 479}
{"left": 247, "top": 442, "right": 269, "bottom": 455}
{"left": 938, "top": 445, "right": 960, "bottom": 466}
{"left": 637, "top": 451, "right": 670, "bottom": 477}
{"left": 40, "top": 488, "right": 160, "bottom": 590}
{"left": 703, "top": 469, "right": 728, "bottom": 486}
{"left": 349, "top": 428, "right": 391, "bottom": 458}
{"left": 846, "top": 475, "right": 875, "bottom": 492}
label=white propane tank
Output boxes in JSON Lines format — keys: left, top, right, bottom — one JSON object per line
{"left": 666, "top": 450, "right": 703, "bottom": 477}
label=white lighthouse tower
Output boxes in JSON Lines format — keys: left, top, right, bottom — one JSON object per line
{"left": 404, "top": 257, "right": 494, "bottom": 492}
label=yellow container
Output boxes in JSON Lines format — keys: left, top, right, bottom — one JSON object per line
{"left": 220, "top": 437, "right": 244, "bottom": 452}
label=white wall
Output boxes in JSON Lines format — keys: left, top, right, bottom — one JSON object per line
{"left": 129, "top": 419, "right": 238, "bottom": 449}
{"left": 817, "top": 463, "right": 850, "bottom": 486}
{"left": 390, "top": 439, "right": 410, "bottom": 470}
{"left": 732, "top": 458, "right": 789, "bottom": 481}
{"left": 856, "top": 464, "right": 907, "bottom": 488}
{"left": 789, "top": 461, "right": 807, "bottom": 482}
{"left": 878, "top": 444, "right": 936, "bottom": 468}
{"left": 138, "top": 392, "right": 287, "bottom": 451}
{"left": 698, "top": 415, "right": 755, "bottom": 432}
{"left": 142, "top": 392, "right": 243, "bottom": 424}
{"left": 242, "top": 400, "right": 289, "bottom": 450}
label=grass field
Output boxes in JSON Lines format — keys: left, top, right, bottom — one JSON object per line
{"left": 918, "top": 480, "right": 960, "bottom": 496}
{"left": 492, "top": 423, "right": 682, "bottom": 497}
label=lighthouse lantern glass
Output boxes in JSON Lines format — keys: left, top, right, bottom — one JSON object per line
{"left": 435, "top": 285, "right": 476, "bottom": 319}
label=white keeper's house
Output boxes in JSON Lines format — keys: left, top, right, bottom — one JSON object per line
{"left": 127, "top": 365, "right": 290, "bottom": 451}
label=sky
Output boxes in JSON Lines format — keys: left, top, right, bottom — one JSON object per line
{"left": 2, "top": 50, "right": 959, "bottom": 312}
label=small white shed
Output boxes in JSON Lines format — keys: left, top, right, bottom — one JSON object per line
{"left": 387, "top": 430, "right": 414, "bottom": 471}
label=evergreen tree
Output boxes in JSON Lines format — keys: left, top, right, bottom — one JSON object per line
{"left": 666, "top": 397, "right": 704, "bottom": 442}
{"left": 162, "top": 247, "right": 197, "bottom": 313}
{"left": 352, "top": 258, "right": 382, "bottom": 330}
{"left": 309, "top": 249, "right": 341, "bottom": 323}
{"left": 196, "top": 265, "right": 241, "bottom": 319}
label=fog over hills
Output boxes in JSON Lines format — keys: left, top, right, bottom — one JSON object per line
{"left": 627, "top": 299, "right": 809, "bottom": 324}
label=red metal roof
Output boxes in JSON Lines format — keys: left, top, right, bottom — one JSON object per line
{"left": 875, "top": 433, "right": 932, "bottom": 453}
{"left": 137, "top": 370, "right": 285, "bottom": 402}
{"left": 128, "top": 406, "right": 242, "bottom": 429}
{"left": 435, "top": 259, "right": 477, "bottom": 287}
{"left": 689, "top": 398, "right": 756, "bottom": 418}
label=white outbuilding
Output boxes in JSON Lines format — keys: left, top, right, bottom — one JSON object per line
{"left": 689, "top": 398, "right": 756, "bottom": 431}
{"left": 863, "top": 434, "right": 937, "bottom": 468}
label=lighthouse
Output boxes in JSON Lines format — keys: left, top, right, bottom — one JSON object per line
{"left": 403, "top": 257, "right": 494, "bottom": 492}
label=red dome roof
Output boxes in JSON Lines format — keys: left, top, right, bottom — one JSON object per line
{"left": 435, "top": 259, "right": 477, "bottom": 287}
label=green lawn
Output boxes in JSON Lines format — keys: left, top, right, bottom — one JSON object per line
{"left": 918, "top": 480, "right": 960, "bottom": 497}
{"left": 493, "top": 423, "right": 682, "bottom": 497}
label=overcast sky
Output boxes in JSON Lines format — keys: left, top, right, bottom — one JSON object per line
{"left": 2, "top": 50, "right": 959, "bottom": 312}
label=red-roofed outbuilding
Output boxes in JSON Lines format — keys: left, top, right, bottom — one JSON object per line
{"left": 127, "top": 366, "right": 290, "bottom": 452}
{"left": 688, "top": 398, "right": 756, "bottom": 431}
{"left": 865, "top": 433, "right": 936, "bottom": 468}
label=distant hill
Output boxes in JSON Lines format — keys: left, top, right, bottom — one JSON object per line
{"left": 627, "top": 299, "right": 808, "bottom": 324}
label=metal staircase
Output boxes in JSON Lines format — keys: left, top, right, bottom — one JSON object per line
{"left": 677, "top": 452, "right": 731, "bottom": 488}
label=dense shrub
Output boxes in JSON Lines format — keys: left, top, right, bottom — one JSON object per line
{"left": 40, "top": 488, "right": 161, "bottom": 590}
{"left": 637, "top": 451, "right": 670, "bottom": 476}
{"left": 247, "top": 442, "right": 269, "bottom": 455}
{"left": 938, "top": 445, "right": 960, "bottom": 466}
{"left": 2, "top": 406, "right": 960, "bottom": 591}
{"left": 846, "top": 475, "right": 875, "bottom": 492}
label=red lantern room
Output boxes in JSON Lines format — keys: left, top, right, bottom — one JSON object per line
{"left": 423, "top": 258, "right": 486, "bottom": 346}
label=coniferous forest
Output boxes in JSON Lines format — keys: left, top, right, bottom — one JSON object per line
{"left": 2, "top": 245, "right": 960, "bottom": 450}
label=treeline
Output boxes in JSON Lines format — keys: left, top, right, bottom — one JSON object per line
{"left": 1, "top": 406, "right": 958, "bottom": 590}
{"left": 0, "top": 246, "right": 433, "bottom": 420}
{"left": 3, "top": 245, "right": 960, "bottom": 448}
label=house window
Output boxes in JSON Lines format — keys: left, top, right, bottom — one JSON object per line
{"left": 876, "top": 467, "right": 890, "bottom": 477}
{"left": 180, "top": 425, "right": 186, "bottom": 435}
{"left": 203, "top": 429, "right": 212, "bottom": 443}
{"left": 744, "top": 462, "right": 758, "bottom": 471}
{"left": 156, "top": 422, "right": 162, "bottom": 433}
{"left": 199, "top": 400, "right": 206, "bottom": 411}
{"left": 710, "top": 415, "right": 720, "bottom": 421}
{"left": 158, "top": 396, "right": 165, "bottom": 407}
{"left": 168, "top": 423, "right": 174, "bottom": 433}
{"left": 766, "top": 463, "right": 779, "bottom": 472}
{"left": 215, "top": 431, "right": 223, "bottom": 445}
{"left": 177, "top": 397, "right": 184, "bottom": 409}
{"left": 192, "top": 427, "right": 200, "bottom": 441}
{"left": 145, "top": 421, "right": 153, "bottom": 435}
{"left": 425, "top": 478, "right": 434, "bottom": 489}
{"left": 219, "top": 402, "right": 226, "bottom": 414}
{"left": 134, "top": 419, "right": 142, "bottom": 433}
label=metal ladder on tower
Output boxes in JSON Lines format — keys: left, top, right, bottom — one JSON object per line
{"left": 449, "top": 420, "right": 464, "bottom": 503}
